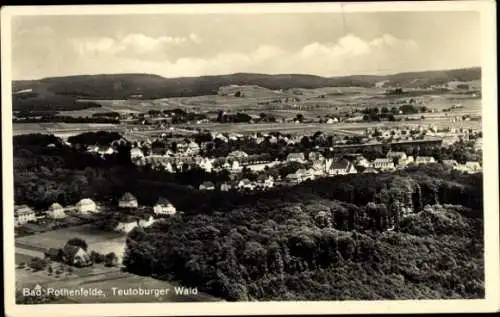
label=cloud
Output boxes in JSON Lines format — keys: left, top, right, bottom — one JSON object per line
{"left": 71, "top": 33, "right": 201, "bottom": 59}
{"left": 18, "top": 33, "right": 420, "bottom": 79}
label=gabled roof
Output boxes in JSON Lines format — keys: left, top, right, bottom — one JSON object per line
{"left": 62, "top": 244, "right": 83, "bottom": 258}
{"left": 120, "top": 192, "right": 137, "bottom": 202}
{"left": 48, "top": 203, "right": 64, "bottom": 211}
{"left": 373, "top": 158, "right": 393, "bottom": 163}
{"left": 330, "top": 160, "right": 349, "bottom": 169}
{"left": 76, "top": 198, "right": 95, "bottom": 206}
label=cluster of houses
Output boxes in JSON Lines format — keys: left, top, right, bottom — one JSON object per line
{"left": 113, "top": 193, "right": 177, "bottom": 233}
{"left": 14, "top": 193, "right": 179, "bottom": 235}
{"left": 362, "top": 125, "right": 481, "bottom": 145}
{"left": 14, "top": 198, "right": 99, "bottom": 228}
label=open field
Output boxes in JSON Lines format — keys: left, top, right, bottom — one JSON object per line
{"left": 16, "top": 224, "right": 127, "bottom": 262}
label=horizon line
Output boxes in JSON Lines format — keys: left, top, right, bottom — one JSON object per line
{"left": 12, "top": 66, "right": 482, "bottom": 82}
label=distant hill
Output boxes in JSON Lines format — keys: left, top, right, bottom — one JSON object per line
{"left": 12, "top": 67, "right": 480, "bottom": 111}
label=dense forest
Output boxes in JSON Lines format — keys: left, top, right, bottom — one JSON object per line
{"left": 13, "top": 133, "right": 484, "bottom": 301}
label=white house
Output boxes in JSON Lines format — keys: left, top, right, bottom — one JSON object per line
{"left": 114, "top": 220, "right": 138, "bottom": 233}
{"left": 153, "top": 197, "right": 177, "bottom": 216}
{"left": 199, "top": 158, "right": 215, "bottom": 173}
{"left": 238, "top": 178, "right": 256, "bottom": 190}
{"left": 355, "top": 156, "right": 371, "bottom": 168}
{"left": 75, "top": 198, "right": 97, "bottom": 213}
{"left": 415, "top": 156, "right": 436, "bottom": 165}
{"left": 455, "top": 161, "right": 482, "bottom": 174}
{"left": 372, "top": 158, "right": 395, "bottom": 171}
{"left": 220, "top": 182, "right": 232, "bottom": 191}
{"left": 199, "top": 181, "right": 215, "bottom": 191}
{"left": 398, "top": 155, "right": 414, "bottom": 167}
{"left": 130, "top": 148, "right": 145, "bottom": 160}
{"left": 442, "top": 159, "right": 459, "bottom": 168}
{"left": 46, "top": 203, "right": 67, "bottom": 219}
{"left": 228, "top": 150, "right": 249, "bottom": 160}
{"left": 15, "top": 205, "right": 37, "bottom": 227}
{"left": 257, "top": 175, "right": 274, "bottom": 189}
{"left": 287, "top": 152, "right": 306, "bottom": 163}
{"left": 118, "top": 192, "right": 138, "bottom": 208}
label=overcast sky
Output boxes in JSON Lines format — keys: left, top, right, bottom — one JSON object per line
{"left": 11, "top": 11, "right": 481, "bottom": 80}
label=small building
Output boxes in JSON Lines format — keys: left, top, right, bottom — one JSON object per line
{"left": 285, "top": 173, "right": 301, "bottom": 185}
{"left": 398, "top": 155, "right": 414, "bottom": 167}
{"left": 130, "top": 148, "right": 145, "bottom": 160}
{"left": 220, "top": 182, "right": 232, "bottom": 191}
{"left": 228, "top": 150, "right": 249, "bottom": 160}
{"left": 238, "top": 178, "right": 256, "bottom": 190}
{"left": 415, "top": 156, "right": 436, "bottom": 165}
{"left": 257, "top": 175, "right": 274, "bottom": 189}
{"left": 455, "top": 161, "right": 482, "bottom": 174}
{"left": 287, "top": 152, "right": 306, "bottom": 163}
{"left": 199, "top": 181, "right": 215, "bottom": 191}
{"left": 153, "top": 197, "right": 177, "bottom": 216}
{"left": 372, "top": 158, "right": 395, "bottom": 171}
{"left": 61, "top": 244, "right": 92, "bottom": 267}
{"left": 114, "top": 219, "right": 138, "bottom": 233}
{"left": 75, "top": 198, "right": 97, "bottom": 213}
{"left": 118, "top": 192, "right": 138, "bottom": 208}
{"left": 442, "top": 159, "right": 459, "bottom": 168}
{"left": 46, "top": 203, "right": 66, "bottom": 219}
{"left": 355, "top": 156, "right": 371, "bottom": 168}
{"left": 15, "top": 205, "right": 37, "bottom": 227}
{"left": 296, "top": 168, "right": 315, "bottom": 181}
{"left": 308, "top": 152, "right": 324, "bottom": 162}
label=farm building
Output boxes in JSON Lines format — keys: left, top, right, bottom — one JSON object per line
{"left": 61, "top": 243, "right": 93, "bottom": 267}
{"left": 75, "top": 198, "right": 97, "bottom": 213}
{"left": 119, "top": 192, "right": 139, "bottom": 208}
{"left": 46, "top": 203, "right": 66, "bottom": 219}
{"left": 153, "top": 197, "right": 177, "bottom": 216}
{"left": 14, "top": 205, "right": 37, "bottom": 227}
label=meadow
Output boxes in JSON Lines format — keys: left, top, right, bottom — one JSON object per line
{"left": 16, "top": 224, "right": 127, "bottom": 262}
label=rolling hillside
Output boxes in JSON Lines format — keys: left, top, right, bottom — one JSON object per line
{"left": 12, "top": 67, "right": 480, "bottom": 111}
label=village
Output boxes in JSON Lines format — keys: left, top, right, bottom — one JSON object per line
{"left": 15, "top": 122, "right": 482, "bottom": 235}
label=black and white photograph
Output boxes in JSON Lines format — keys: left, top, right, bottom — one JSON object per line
{"left": 2, "top": 2, "right": 499, "bottom": 316}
